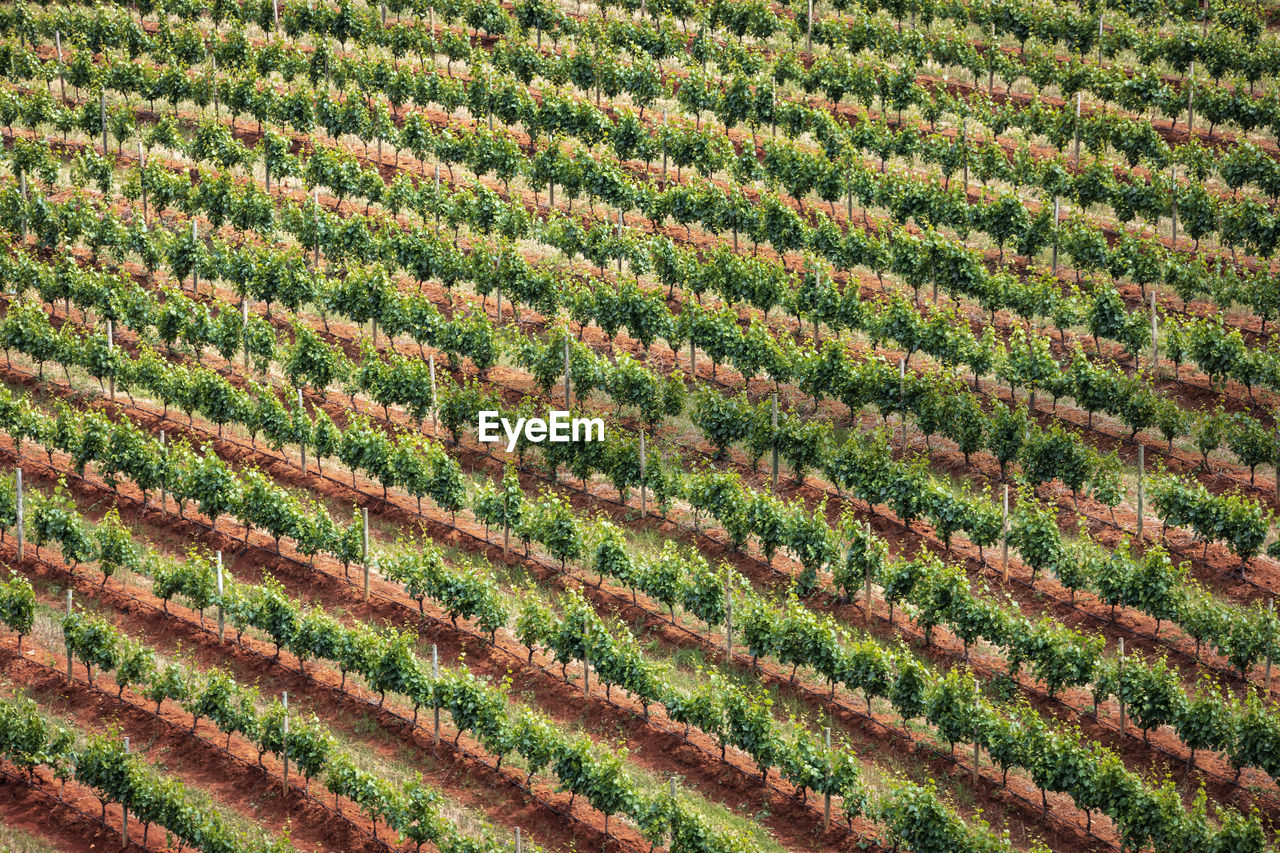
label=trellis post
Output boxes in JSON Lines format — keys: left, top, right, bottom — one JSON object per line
{"left": 432, "top": 644, "right": 440, "bottom": 746}
{"left": 216, "top": 551, "right": 225, "bottom": 642}
{"left": 15, "top": 468, "right": 23, "bottom": 562}
{"left": 362, "top": 507, "right": 370, "bottom": 601}
{"left": 1001, "top": 484, "right": 1009, "bottom": 582}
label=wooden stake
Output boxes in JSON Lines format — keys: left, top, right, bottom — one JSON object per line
{"left": 1170, "top": 167, "right": 1178, "bottom": 246}
{"left": 515, "top": 828, "right": 522, "bottom": 853}
{"left": 806, "top": 0, "right": 813, "bottom": 52}
{"left": 100, "top": 89, "right": 107, "bottom": 155}
{"left": 583, "top": 653, "right": 590, "bottom": 698}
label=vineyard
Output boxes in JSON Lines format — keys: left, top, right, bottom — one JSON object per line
{"left": 0, "top": 0, "right": 1278, "bottom": 849}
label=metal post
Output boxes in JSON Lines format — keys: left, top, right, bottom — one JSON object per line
{"left": 806, "top": 0, "right": 813, "bottom": 52}
{"left": 1051, "top": 198, "right": 1059, "bottom": 273}
{"left": 1074, "top": 92, "right": 1082, "bottom": 165}
{"left": 770, "top": 392, "right": 779, "bottom": 491}
{"left": 122, "top": 737, "right": 129, "bottom": 845}
{"left": 14, "top": 468, "right": 22, "bottom": 562}
{"left": 670, "top": 777, "right": 677, "bottom": 799}
{"left": 1150, "top": 291, "right": 1158, "bottom": 370}
{"left": 241, "top": 299, "right": 250, "bottom": 371}
{"left": 823, "top": 726, "right": 831, "bottom": 831}
{"left": 563, "top": 338, "right": 571, "bottom": 407}
{"left": 1001, "top": 484, "right": 1009, "bottom": 582}
{"left": 960, "top": 120, "right": 968, "bottom": 194}
{"left": 638, "top": 431, "right": 647, "bottom": 517}
{"left": 216, "top": 552, "right": 225, "bottom": 642}
{"left": 281, "top": 691, "right": 289, "bottom": 791}
{"left": 106, "top": 320, "right": 115, "bottom": 402}
{"left": 158, "top": 431, "right": 166, "bottom": 512}
{"left": 191, "top": 220, "right": 199, "bottom": 292}
{"left": 1274, "top": 425, "right": 1279, "bottom": 506}
{"left": 17, "top": 172, "right": 26, "bottom": 243}
{"left": 898, "top": 358, "right": 907, "bottom": 448}
{"left": 1186, "top": 63, "right": 1194, "bottom": 133}
{"left": 583, "top": 653, "right": 590, "bottom": 698}
{"left": 273, "top": 0, "right": 279, "bottom": 30}
{"left": 515, "top": 828, "right": 522, "bottom": 853}
{"left": 1265, "top": 600, "right": 1274, "bottom": 691}
{"left": 138, "top": 141, "right": 148, "bottom": 230}
{"left": 434, "top": 167, "right": 441, "bottom": 231}
{"left": 297, "top": 389, "right": 307, "bottom": 472}
{"left": 724, "top": 564, "right": 732, "bottom": 657}
{"left": 313, "top": 188, "right": 321, "bottom": 268}
{"left": 362, "top": 507, "right": 370, "bottom": 601}
{"left": 689, "top": 336, "right": 695, "bottom": 378}
{"left": 429, "top": 354, "right": 438, "bottom": 435}
{"left": 661, "top": 110, "right": 667, "bottom": 177}
{"left": 432, "top": 645, "right": 440, "bottom": 745}
{"left": 1117, "top": 639, "right": 1126, "bottom": 732}
{"left": 496, "top": 287, "right": 502, "bottom": 323}
{"left": 1136, "top": 445, "right": 1145, "bottom": 544}
{"left": 55, "top": 32, "right": 65, "bottom": 102}
{"left": 1097, "top": 11, "right": 1104, "bottom": 65}
{"left": 1170, "top": 167, "right": 1178, "bottom": 246}
{"left": 864, "top": 523, "right": 873, "bottom": 620}
{"left": 65, "top": 590, "right": 73, "bottom": 685}
{"left": 617, "top": 210, "right": 624, "bottom": 274}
